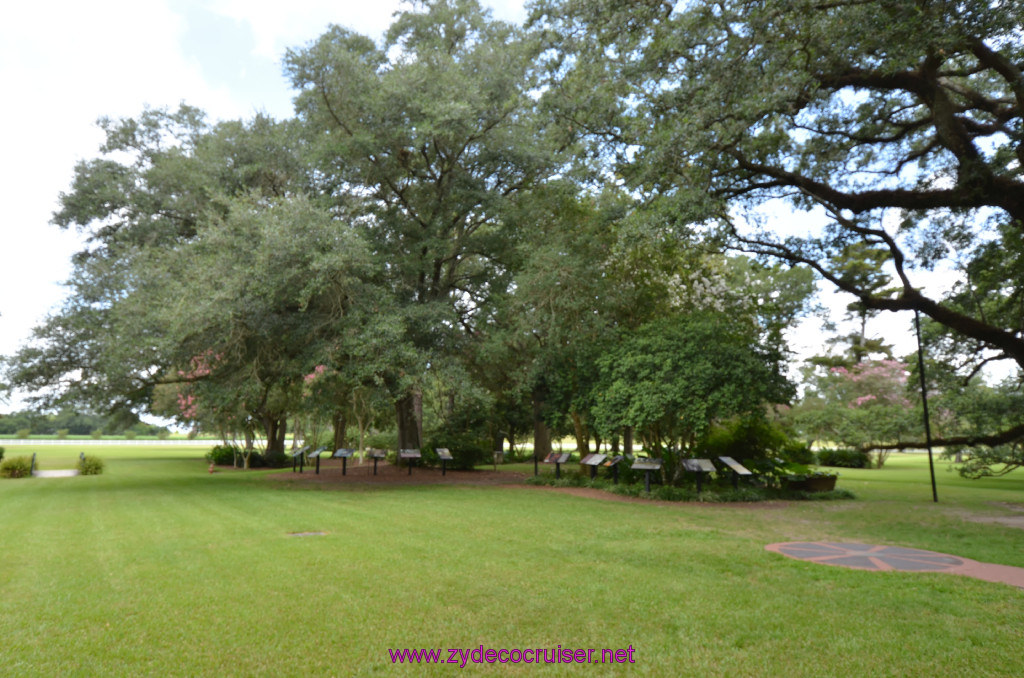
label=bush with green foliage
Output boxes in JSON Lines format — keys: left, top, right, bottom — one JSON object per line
{"left": 206, "top": 444, "right": 241, "bottom": 466}
{"left": 0, "top": 456, "right": 34, "bottom": 478}
{"left": 90, "top": 429, "right": 103, "bottom": 439}
{"left": 362, "top": 430, "right": 398, "bottom": 452}
{"left": 56, "top": 429, "right": 70, "bottom": 440}
{"left": 15, "top": 429, "right": 30, "bottom": 439}
{"left": 77, "top": 455, "right": 104, "bottom": 475}
{"left": 817, "top": 448, "right": 870, "bottom": 468}
{"left": 0, "top": 446, "right": 4, "bottom": 462}
{"left": 422, "top": 432, "right": 491, "bottom": 470}
{"left": 124, "top": 430, "right": 136, "bottom": 440}
{"left": 700, "top": 417, "right": 792, "bottom": 462}
{"left": 780, "top": 440, "right": 816, "bottom": 465}
{"left": 524, "top": 471, "right": 850, "bottom": 503}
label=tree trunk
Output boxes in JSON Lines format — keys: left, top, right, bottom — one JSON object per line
{"left": 263, "top": 415, "right": 287, "bottom": 464}
{"left": 243, "top": 425, "right": 254, "bottom": 470}
{"left": 571, "top": 411, "right": 589, "bottom": 456}
{"left": 624, "top": 426, "right": 633, "bottom": 456}
{"left": 291, "top": 417, "right": 303, "bottom": 450}
{"left": 396, "top": 390, "right": 423, "bottom": 450}
{"left": 332, "top": 410, "right": 347, "bottom": 451}
{"left": 532, "top": 390, "right": 552, "bottom": 460}
{"left": 276, "top": 418, "right": 287, "bottom": 452}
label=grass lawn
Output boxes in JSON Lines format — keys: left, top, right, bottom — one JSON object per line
{"left": 1, "top": 446, "right": 1023, "bottom": 676}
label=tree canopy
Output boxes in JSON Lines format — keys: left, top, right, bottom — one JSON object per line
{"left": 4, "top": 0, "right": 1021, "bottom": 480}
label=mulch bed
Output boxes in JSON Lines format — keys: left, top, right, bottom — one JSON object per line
{"left": 260, "top": 462, "right": 783, "bottom": 511}
{"left": 262, "top": 460, "right": 528, "bottom": 487}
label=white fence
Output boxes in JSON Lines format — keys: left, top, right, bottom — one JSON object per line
{"left": 0, "top": 439, "right": 217, "bottom": 446}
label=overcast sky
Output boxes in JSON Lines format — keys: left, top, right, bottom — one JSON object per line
{"left": 0, "top": 0, "right": 950, "bottom": 412}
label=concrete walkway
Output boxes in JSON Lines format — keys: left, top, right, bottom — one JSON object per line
{"left": 32, "top": 469, "right": 80, "bottom": 478}
{"left": 766, "top": 542, "right": 1024, "bottom": 589}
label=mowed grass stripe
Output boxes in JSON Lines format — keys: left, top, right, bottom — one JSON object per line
{"left": 1, "top": 448, "right": 1023, "bottom": 676}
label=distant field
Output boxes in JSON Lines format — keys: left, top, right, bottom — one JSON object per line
{"left": 1, "top": 448, "right": 1022, "bottom": 676}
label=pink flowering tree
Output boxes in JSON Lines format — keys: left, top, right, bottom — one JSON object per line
{"left": 793, "top": 360, "right": 918, "bottom": 468}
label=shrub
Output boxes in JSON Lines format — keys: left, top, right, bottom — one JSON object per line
{"left": 422, "top": 431, "right": 491, "bottom": 470}
{"left": 781, "top": 440, "right": 816, "bottom": 465}
{"left": 1, "top": 456, "right": 34, "bottom": 478}
{"left": 15, "top": 428, "right": 30, "bottom": 440}
{"left": 90, "top": 429, "right": 103, "bottom": 440}
{"left": 817, "top": 448, "right": 870, "bottom": 468}
{"left": 206, "top": 444, "right": 241, "bottom": 466}
{"left": 77, "top": 455, "right": 104, "bottom": 475}
{"left": 157, "top": 429, "right": 171, "bottom": 440}
{"left": 56, "top": 429, "right": 70, "bottom": 440}
{"left": 123, "top": 430, "right": 136, "bottom": 441}
{"left": 0, "top": 446, "right": 5, "bottom": 462}
{"left": 363, "top": 430, "right": 398, "bottom": 451}
{"left": 700, "top": 417, "right": 790, "bottom": 461}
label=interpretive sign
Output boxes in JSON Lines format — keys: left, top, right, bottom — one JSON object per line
{"left": 581, "top": 453, "right": 607, "bottom": 479}
{"left": 399, "top": 448, "right": 421, "bottom": 475}
{"left": 290, "top": 445, "right": 310, "bottom": 473}
{"left": 334, "top": 448, "right": 356, "bottom": 476}
{"left": 604, "top": 455, "right": 624, "bottom": 483}
{"left": 718, "top": 456, "right": 753, "bottom": 489}
{"left": 436, "top": 448, "right": 453, "bottom": 476}
{"left": 631, "top": 458, "right": 663, "bottom": 471}
{"left": 682, "top": 458, "right": 717, "bottom": 493}
{"left": 368, "top": 448, "right": 386, "bottom": 475}
{"left": 308, "top": 446, "right": 328, "bottom": 474}
{"left": 631, "top": 457, "right": 663, "bottom": 493}
{"left": 544, "top": 452, "right": 572, "bottom": 478}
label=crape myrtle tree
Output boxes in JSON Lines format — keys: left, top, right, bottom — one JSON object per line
{"left": 286, "top": 0, "right": 556, "bottom": 450}
{"left": 531, "top": 0, "right": 1024, "bottom": 458}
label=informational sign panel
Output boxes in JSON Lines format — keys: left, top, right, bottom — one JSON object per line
{"left": 399, "top": 449, "right": 422, "bottom": 459}
{"left": 631, "top": 458, "right": 663, "bottom": 471}
{"left": 436, "top": 448, "right": 453, "bottom": 461}
{"left": 718, "top": 456, "right": 752, "bottom": 475}
{"left": 333, "top": 448, "right": 356, "bottom": 458}
{"left": 580, "top": 454, "right": 608, "bottom": 466}
{"left": 682, "top": 458, "right": 716, "bottom": 474}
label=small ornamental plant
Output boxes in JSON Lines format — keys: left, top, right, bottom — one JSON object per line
{"left": 77, "top": 455, "right": 105, "bottom": 476}
{"left": 1, "top": 456, "right": 34, "bottom": 479}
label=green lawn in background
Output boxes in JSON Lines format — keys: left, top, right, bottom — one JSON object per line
{"left": 1, "top": 446, "right": 1022, "bottom": 676}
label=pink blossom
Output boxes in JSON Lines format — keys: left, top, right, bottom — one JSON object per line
{"left": 177, "top": 393, "right": 198, "bottom": 420}
{"left": 304, "top": 364, "right": 328, "bottom": 384}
